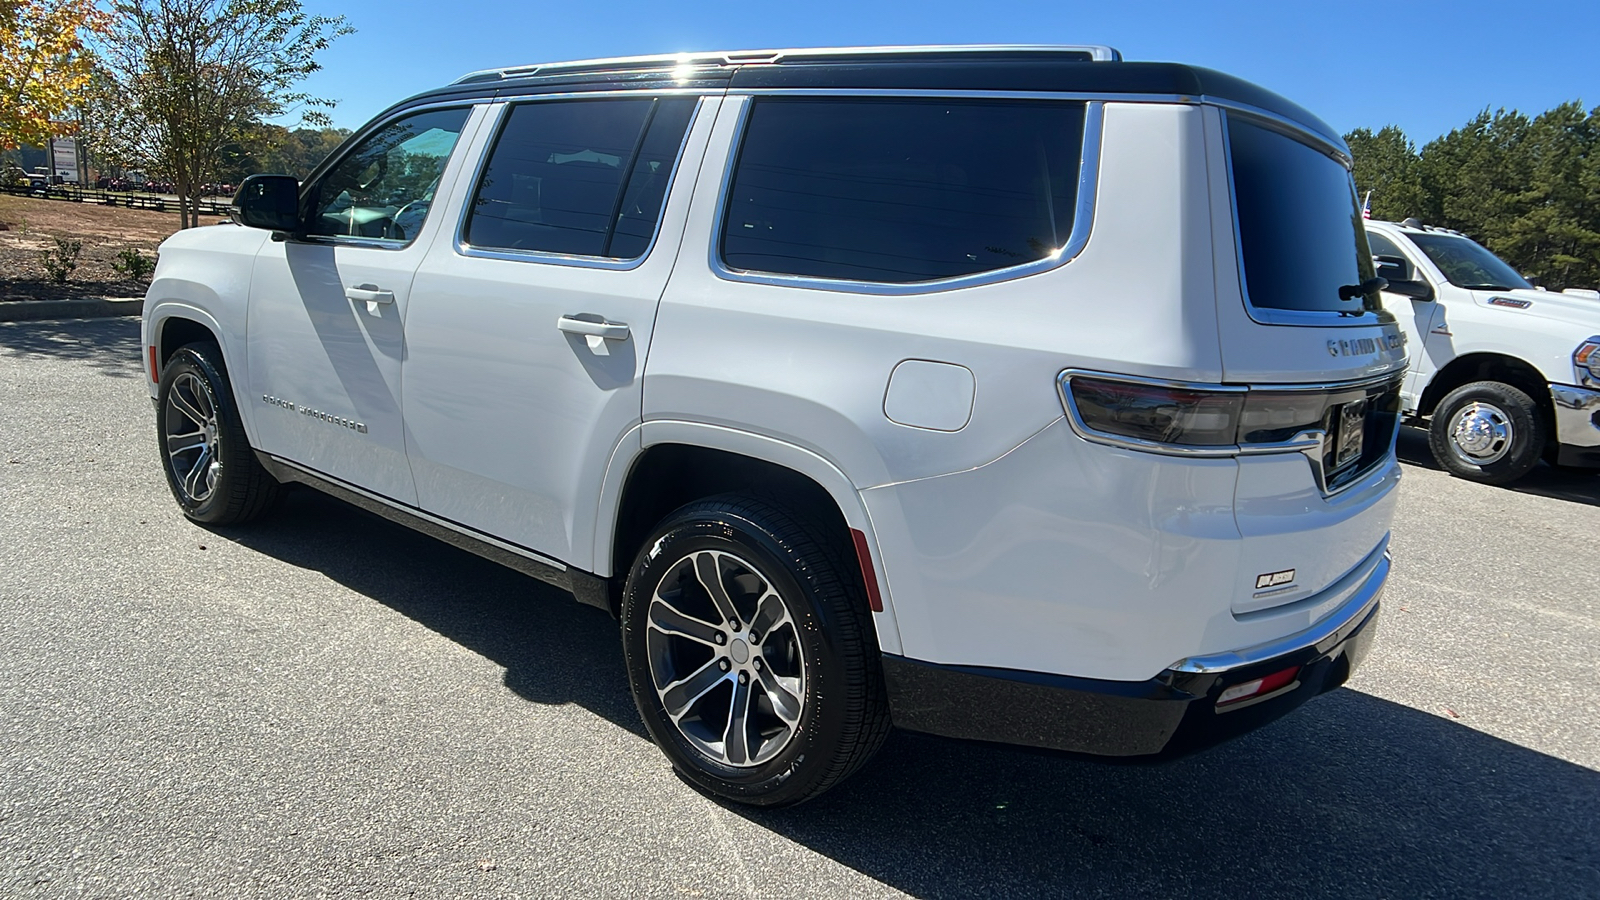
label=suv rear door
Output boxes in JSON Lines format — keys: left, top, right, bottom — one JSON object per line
{"left": 400, "top": 95, "right": 717, "bottom": 570}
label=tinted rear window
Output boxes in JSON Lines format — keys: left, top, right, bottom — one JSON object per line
{"left": 1229, "top": 115, "right": 1380, "bottom": 315}
{"left": 720, "top": 98, "right": 1086, "bottom": 284}
{"left": 464, "top": 97, "right": 695, "bottom": 259}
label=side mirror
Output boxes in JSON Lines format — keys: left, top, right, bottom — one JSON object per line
{"left": 1373, "top": 254, "right": 1413, "bottom": 283}
{"left": 1385, "top": 279, "right": 1434, "bottom": 301}
{"left": 232, "top": 174, "right": 301, "bottom": 232}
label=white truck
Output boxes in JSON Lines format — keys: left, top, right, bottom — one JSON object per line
{"left": 1365, "top": 218, "right": 1600, "bottom": 484}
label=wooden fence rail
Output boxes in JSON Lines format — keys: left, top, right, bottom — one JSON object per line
{"left": 1, "top": 185, "right": 232, "bottom": 218}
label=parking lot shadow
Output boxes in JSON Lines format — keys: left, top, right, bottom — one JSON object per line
{"left": 0, "top": 316, "right": 144, "bottom": 378}
{"left": 222, "top": 488, "right": 1599, "bottom": 899}
{"left": 1399, "top": 425, "right": 1600, "bottom": 507}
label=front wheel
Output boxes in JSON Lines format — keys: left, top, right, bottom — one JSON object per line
{"left": 157, "top": 342, "right": 283, "bottom": 524}
{"left": 1428, "top": 380, "right": 1546, "bottom": 485}
{"left": 620, "top": 495, "right": 890, "bottom": 807}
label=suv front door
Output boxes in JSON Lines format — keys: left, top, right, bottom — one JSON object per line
{"left": 402, "top": 96, "right": 715, "bottom": 569}
{"left": 246, "top": 106, "right": 481, "bottom": 503}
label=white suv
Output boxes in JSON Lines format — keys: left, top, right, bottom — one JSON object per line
{"left": 142, "top": 45, "right": 1407, "bottom": 806}
{"left": 1365, "top": 218, "right": 1600, "bottom": 483}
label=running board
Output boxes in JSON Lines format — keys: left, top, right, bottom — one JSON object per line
{"left": 255, "top": 453, "right": 614, "bottom": 614}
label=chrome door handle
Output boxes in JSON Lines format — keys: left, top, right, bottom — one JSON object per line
{"left": 346, "top": 285, "right": 395, "bottom": 304}
{"left": 557, "top": 315, "right": 630, "bottom": 341}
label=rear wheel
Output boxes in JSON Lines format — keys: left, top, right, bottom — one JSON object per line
{"left": 620, "top": 495, "right": 890, "bottom": 807}
{"left": 158, "top": 342, "right": 283, "bottom": 524}
{"left": 1428, "top": 380, "right": 1545, "bottom": 485}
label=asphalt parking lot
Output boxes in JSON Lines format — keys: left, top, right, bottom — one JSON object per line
{"left": 2, "top": 317, "right": 1597, "bottom": 898}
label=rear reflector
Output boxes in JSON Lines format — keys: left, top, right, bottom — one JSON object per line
{"left": 850, "top": 528, "right": 884, "bottom": 613}
{"left": 1216, "top": 665, "right": 1300, "bottom": 707}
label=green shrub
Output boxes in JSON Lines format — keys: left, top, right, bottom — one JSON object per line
{"left": 112, "top": 248, "right": 156, "bottom": 282}
{"left": 39, "top": 236, "right": 83, "bottom": 284}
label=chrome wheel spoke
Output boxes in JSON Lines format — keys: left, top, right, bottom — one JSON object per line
{"left": 723, "top": 678, "right": 754, "bottom": 765}
{"left": 647, "top": 595, "right": 724, "bottom": 648}
{"left": 169, "top": 381, "right": 211, "bottom": 428}
{"left": 754, "top": 663, "right": 802, "bottom": 725}
{"left": 748, "top": 590, "right": 789, "bottom": 638}
{"left": 182, "top": 444, "right": 213, "bottom": 499}
{"left": 660, "top": 658, "right": 728, "bottom": 721}
{"left": 693, "top": 551, "right": 742, "bottom": 626}
{"left": 166, "top": 428, "right": 207, "bottom": 456}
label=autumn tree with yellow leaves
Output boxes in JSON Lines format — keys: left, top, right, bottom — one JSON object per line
{"left": 0, "top": 0, "right": 108, "bottom": 150}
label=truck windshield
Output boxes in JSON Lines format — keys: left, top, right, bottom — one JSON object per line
{"left": 1228, "top": 115, "right": 1382, "bottom": 316}
{"left": 1407, "top": 232, "right": 1532, "bottom": 291}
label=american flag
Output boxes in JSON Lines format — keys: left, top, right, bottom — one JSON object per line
{"left": 1361, "top": 191, "right": 1372, "bottom": 220}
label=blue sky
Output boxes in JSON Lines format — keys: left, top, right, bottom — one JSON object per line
{"left": 293, "top": 0, "right": 1597, "bottom": 145}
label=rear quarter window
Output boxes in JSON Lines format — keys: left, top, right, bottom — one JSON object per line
{"left": 1229, "top": 115, "right": 1380, "bottom": 316}
{"left": 719, "top": 97, "right": 1087, "bottom": 285}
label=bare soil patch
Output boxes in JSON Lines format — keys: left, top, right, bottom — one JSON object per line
{"left": 0, "top": 194, "right": 223, "bottom": 302}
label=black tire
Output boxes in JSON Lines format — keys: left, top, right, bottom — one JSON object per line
{"left": 620, "top": 495, "right": 890, "bottom": 807}
{"left": 1428, "top": 380, "right": 1546, "bottom": 485}
{"left": 157, "top": 342, "right": 283, "bottom": 524}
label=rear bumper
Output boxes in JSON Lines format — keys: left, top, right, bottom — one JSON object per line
{"left": 883, "top": 553, "right": 1386, "bottom": 758}
{"left": 1550, "top": 384, "right": 1600, "bottom": 467}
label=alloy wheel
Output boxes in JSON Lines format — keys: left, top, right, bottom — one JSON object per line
{"left": 164, "top": 371, "right": 222, "bottom": 503}
{"left": 645, "top": 549, "right": 806, "bottom": 768}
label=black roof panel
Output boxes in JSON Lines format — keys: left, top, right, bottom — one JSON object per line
{"left": 377, "top": 54, "right": 1341, "bottom": 154}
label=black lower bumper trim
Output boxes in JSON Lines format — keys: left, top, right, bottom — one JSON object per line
{"left": 882, "top": 600, "right": 1380, "bottom": 759}
{"left": 1555, "top": 443, "right": 1600, "bottom": 468}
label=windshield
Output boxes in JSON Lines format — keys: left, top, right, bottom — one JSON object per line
{"left": 1228, "top": 115, "right": 1383, "bottom": 316}
{"left": 1407, "top": 232, "right": 1532, "bottom": 291}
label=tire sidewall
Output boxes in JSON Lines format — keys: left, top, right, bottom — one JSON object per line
{"left": 1430, "top": 381, "right": 1543, "bottom": 484}
{"left": 621, "top": 507, "right": 859, "bottom": 806}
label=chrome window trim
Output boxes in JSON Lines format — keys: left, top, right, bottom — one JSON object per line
{"left": 1219, "top": 110, "right": 1388, "bottom": 329}
{"left": 708, "top": 98, "right": 1105, "bottom": 296}
{"left": 452, "top": 95, "right": 705, "bottom": 271}
{"left": 294, "top": 101, "right": 481, "bottom": 251}
{"left": 1057, "top": 368, "right": 1406, "bottom": 495}
{"left": 489, "top": 87, "right": 725, "bottom": 105}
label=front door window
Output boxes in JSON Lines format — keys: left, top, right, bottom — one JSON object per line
{"left": 304, "top": 107, "right": 472, "bottom": 243}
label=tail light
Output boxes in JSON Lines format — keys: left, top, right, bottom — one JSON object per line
{"left": 1058, "top": 370, "right": 1402, "bottom": 491}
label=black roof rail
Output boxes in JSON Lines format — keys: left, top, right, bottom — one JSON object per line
{"left": 452, "top": 44, "right": 1123, "bottom": 85}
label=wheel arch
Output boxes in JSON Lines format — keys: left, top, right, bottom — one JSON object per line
{"left": 1419, "top": 352, "right": 1553, "bottom": 437}
{"left": 597, "top": 421, "right": 902, "bottom": 655}
{"left": 146, "top": 301, "right": 257, "bottom": 444}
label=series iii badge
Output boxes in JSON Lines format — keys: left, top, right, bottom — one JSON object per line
{"left": 1255, "top": 569, "right": 1296, "bottom": 590}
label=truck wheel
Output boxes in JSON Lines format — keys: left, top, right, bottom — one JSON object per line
{"left": 1428, "top": 380, "right": 1546, "bottom": 485}
{"left": 620, "top": 495, "right": 890, "bottom": 807}
{"left": 158, "top": 342, "right": 283, "bottom": 524}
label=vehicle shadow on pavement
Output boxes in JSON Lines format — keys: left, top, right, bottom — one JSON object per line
{"left": 1398, "top": 426, "right": 1600, "bottom": 506}
{"left": 0, "top": 316, "right": 144, "bottom": 378}
{"left": 749, "top": 690, "right": 1599, "bottom": 899}
{"left": 214, "top": 487, "right": 648, "bottom": 737}
{"left": 223, "top": 489, "right": 1599, "bottom": 899}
